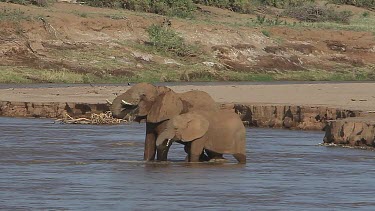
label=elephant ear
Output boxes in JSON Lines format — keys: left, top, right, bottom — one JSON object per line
{"left": 174, "top": 113, "right": 209, "bottom": 142}
{"left": 156, "top": 86, "right": 172, "bottom": 95}
{"left": 137, "top": 94, "right": 154, "bottom": 117}
{"left": 147, "top": 91, "right": 183, "bottom": 123}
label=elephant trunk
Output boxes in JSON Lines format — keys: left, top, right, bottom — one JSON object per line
{"left": 156, "top": 130, "right": 175, "bottom": 161}
{"left": 156, "top": 144, "right": 170, "bottom": 161}
{"left": 110, "top": 102, "right": 126, "bottom": 119}
{"left": 156, "top": 130, "right": 175, "bottom": 147}
{"left": 110, "top": 95, "right": 139, "bottom": 119}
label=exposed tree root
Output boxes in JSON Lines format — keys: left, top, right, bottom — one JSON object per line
{"left": 55, "top": 111, "right": 125, "bottom": 124}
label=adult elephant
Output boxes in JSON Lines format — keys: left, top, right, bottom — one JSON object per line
{"left": 155, "top": 110, "right": 247, "bottom": 164}
{"left": 108, "top": 83, "right": 219, "bottom": 161}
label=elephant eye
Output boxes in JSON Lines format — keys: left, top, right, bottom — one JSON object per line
{"left": 140, "top": 94, "right": 147, "bottom": 99}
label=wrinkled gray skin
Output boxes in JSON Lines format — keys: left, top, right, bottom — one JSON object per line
{"left": 108, "top": 83, "right": 220, "bottom": 161}
{"left": 156, "top": 110, "right": 247, "bottom": 164}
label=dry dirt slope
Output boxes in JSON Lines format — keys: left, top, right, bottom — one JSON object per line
{"left": 1, "top": 2, "right": 375, "bottom": 82}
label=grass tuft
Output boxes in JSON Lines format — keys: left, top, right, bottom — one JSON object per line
{"left": 0, "top": 7, "right": 32, "bottom": 21}
{"left": 146, "top": 24, "right": 199, "bottom": 57}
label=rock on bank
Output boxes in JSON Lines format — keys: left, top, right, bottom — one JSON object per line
{"left": 323, "top": 113, "right": 375, "bottom": 148}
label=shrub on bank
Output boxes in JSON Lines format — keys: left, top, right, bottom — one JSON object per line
{"left": 85, "top": 0, "right": 121, "bottom": 8}
{"left": 1, "top": 0, "right": 50, "bottom": 6}
{"left": 259, "top": 0, "right": 314, "bottom": 8}
{"left": 283, "top": 3, "right": 353, "bottom": 23}
{"left": 85, "top": 0, "right": 196, "bottom": 18}
{"left": 329, "top": 0, "right": 375, "bottom": 9}
{"left": 146, "top": 24, "right": 197, "bottom": 57}
{"left": 193, "top": 0, "right": 253, "bottom": 13}
{"left": 0, "top": 7, "right": 32, "bottom": 21}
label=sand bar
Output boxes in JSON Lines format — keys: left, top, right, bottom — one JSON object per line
{"left": 0, "top": 82, "right": 374, "bottom": 111}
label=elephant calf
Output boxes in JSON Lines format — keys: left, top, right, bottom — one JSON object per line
{"left": 156, "top": 110, "right": 247, "bottom": 164}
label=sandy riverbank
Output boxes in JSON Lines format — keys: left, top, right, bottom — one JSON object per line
{"left": 1, "top": 82, "right": 375, "bottom": 111}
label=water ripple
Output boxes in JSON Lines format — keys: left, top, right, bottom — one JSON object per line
{"left": 1, "top": 117, "right": 375, "bottom": 210}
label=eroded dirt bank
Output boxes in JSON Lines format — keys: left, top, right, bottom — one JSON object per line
{"left": 0, "top": 83, "right": 374, "bottom": 147}
{"left": 0, "top": 100, "right": 360, "bottom": 130}
{"left": 1, "top": 2, "right": 375, "bottom": 82}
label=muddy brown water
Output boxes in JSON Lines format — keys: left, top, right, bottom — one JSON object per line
{"left": 1, "top": 117, "right": 375, "bottom": 210}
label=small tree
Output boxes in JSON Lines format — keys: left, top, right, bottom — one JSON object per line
{"left": 147, "top": 24, "right": 195, "bottom": 57}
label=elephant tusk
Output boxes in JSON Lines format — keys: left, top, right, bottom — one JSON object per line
{"left": 106, "top": 99, "right": 113, "bottom": 105}
{"left": 166, "top": 139, "right": 172, "bottom": 147}
{"left": 121, "top": 100, "right": 133, "bottom": 106}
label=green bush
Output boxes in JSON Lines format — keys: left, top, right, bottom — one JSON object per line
{"left": 85, "top": 0, "right": 196, "bottom": 18}
{"left": 86, "top": 0, "right": 132, "bottom": 9}
{"left": 261, "top": 29, "right": 271, "bottom": 37}
{"left": 193, "top": 0, "right": 253, "bottom": 13}
{"left": 0, "top": 7, "right": 31, "bottom": 21}
{"left": 150, "top": 0, "right": 196, "bottom": 18}
{"left": 1, "top": 0, "right": 28, "bottom": 5}
{"left": 122, "top": 0, "right": 151, "bottom": 12}
{"left": 1, "top": 0, "right": 51, "bottom": 7}
{"left": 362, "top": 11, "right": 370, "bottom": 17}
{"left": 193, "top": 0, "right": 317, "bottom": 11}
{"left": 259, "top": 0, "right": 314, "bottom": 8}
{"left": 147, "top": 24, "right": 196, "bottom": 57}
{"left": 31, "top": 0, "right": 49, "bottom": 6}
{"left": 283, "top": 4, "right": 353, "bottom": 23}
{"left": 255, "top": 15, "right": 286, "bottom": 25}
{"left": 329, "top": 0, "right": 375, "bottom": 9}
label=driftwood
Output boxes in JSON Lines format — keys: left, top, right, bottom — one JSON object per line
{"left": 55, "top": 111, "right": 124, "bottom": 125}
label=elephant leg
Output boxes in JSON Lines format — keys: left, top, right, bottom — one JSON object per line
{"left": 205, "top": 149, "right": 225, "bottom": 160}
{"left": 183, "top": 143, "right": 191, "bottom": 162}
{"left": 189, "top": 139, "right": 205, "bottom": 162}
{"left": 233, "top": 153, "right": 246, "bottom": 164}
{"left": 183, "top": 143, "right": 190, "bottom": 153}
{"left": 144, "top": 124, "right": 156, "bottom": 161}
{"left": 185, "top": 143, "right": 208, "bottom": 162}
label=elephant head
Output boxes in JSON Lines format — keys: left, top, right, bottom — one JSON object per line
{"left": 108, "top": 83, "right": 171, "bottom": 120}
{"left": 156, "top": 113, "right": 209, "bottom": 147}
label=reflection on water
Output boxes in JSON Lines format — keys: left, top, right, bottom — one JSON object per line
{"left": 1, "top": 117, "right": 375, "bottom": 210}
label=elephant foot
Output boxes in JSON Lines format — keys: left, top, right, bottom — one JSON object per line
{"left": 233, "top": 153, "right": 246, "bottom": 164}
{"left": 199, "top": 153, "right": 209, "bottom": 162}
{"left": 185, "top": 154, "right": 207, "bottom": 162}
{"left": 208, "top": 158, "right": 228, "bottom": 163}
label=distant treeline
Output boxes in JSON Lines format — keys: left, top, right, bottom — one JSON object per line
{"left": 2, "top": 0, "right": 374, "bottom": 17}
{"left": 330, "top": 0, "right": 375, "bottom": 9}
{"left": 84, "top": 0, "right": 375, "bottom": 13}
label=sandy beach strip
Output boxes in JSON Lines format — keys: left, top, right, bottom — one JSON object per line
{"left": 0, "top": 82, "right": 374, "bottom": 111}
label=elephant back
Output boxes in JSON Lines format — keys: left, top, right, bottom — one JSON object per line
{"left": 147, "top": 90, "right": 218, "bottom": 123}
{"left": 199, "top": 110, "right": 246, "bottom": 155}
{"left": 179, "top": 90, "right": 218, "bottom": 113}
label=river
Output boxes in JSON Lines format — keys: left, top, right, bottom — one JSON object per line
{"left": 1, "top": 117, "right": 374, "bottom": 210}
